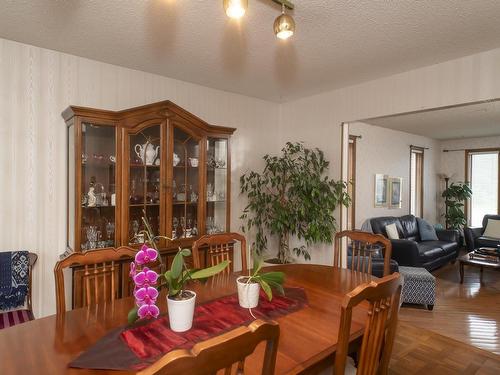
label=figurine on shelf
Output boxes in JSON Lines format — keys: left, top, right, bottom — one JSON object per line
{"left": 173, "top": 153, "right": 180, "bottom": 166}
{"left": 87, "top": 185, "right": 97, "bottom": 207}
{"left": 190, "top": 190, "right": 198, "bottom": 203}
{"left": 191, "top": 220, "right": 198, "bottom": 236}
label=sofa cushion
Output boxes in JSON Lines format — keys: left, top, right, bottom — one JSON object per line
{"left": 400, "top": 215, "right": 420, "bottom": 241}
{"left": 434, "top": 240, "right": 457, "bottom": 255}
{"left": 417, "top": 241, "right": 445, "bottom": 262}
{"left": 417, "top": 218, "right": 439, "bottom": 241}
{"left": 370, "top": 217, "right": 404, "bottom": 238}
{"left": 481, "top": 214, "right": 500, "bottom": 231}
{"left": 385, "top": 223, "right": 400, "bottom": 239}
{"left": 476, "top": 236, "right": 500, "bottom": 248}
{"left": 483, "top": 219, "right": 500, "bottom": 239}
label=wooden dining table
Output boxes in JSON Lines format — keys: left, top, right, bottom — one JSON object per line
{"left": 0, "top": 264, "right": 373, "bottom": 374}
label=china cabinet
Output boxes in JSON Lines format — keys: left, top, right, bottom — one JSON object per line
{"left": 63, "top": 101, "right": 235, "bottom": 307}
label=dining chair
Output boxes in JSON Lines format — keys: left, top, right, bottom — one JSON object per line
{"left": 137, "top": 319, "right": 280, "bottom": 375}
{"left": 334, "top": 272, "right": 402, "bottom": 375}
{"left": 0, "top": 251, "right": 37, "bottom": 329}
{"left": 334, "top": 230, "right": 392, "bottom": 276}
{"left": 192, "top": 232, "right": 248, "bottom": 273}
{"left": 54, "top": 247, "right": 137, "bottom": 315}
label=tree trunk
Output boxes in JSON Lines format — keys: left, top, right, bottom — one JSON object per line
{"left": 278, "top": 232, "right": 290, "bottom": 264}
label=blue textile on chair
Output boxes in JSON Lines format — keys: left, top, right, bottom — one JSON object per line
{"left": 0, "top": 251, "right": 29, "bottom": 310}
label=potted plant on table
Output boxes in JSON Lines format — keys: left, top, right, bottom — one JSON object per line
{"left": 237, "top": 254, "right": 285, "bottom": 308}
{"left": 128, "top": 216, "right": 229, "bottom": 332}
{"left": 240, "top": 142, "right": 350, "bottom": 264}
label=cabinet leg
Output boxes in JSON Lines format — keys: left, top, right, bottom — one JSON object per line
{"left": 459, "top": 262, "right": 464, "bottom": 284}
{"left": 480, "top": 266, "right": 483, "bottom": 283}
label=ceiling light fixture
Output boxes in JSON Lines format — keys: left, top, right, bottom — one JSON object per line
{"left": 273, "top": 3, "right": 295, "bottom": 40}
{"left": 223, "top": 0, "right": 248, "bottom": 19}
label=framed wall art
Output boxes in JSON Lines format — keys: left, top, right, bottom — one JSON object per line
{"left": 374, "top": 174, "right": 388, "bottom": 207}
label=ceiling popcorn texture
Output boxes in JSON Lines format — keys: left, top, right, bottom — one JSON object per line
{"left": 1, "top": 0, "right": 500, "bottom": 102}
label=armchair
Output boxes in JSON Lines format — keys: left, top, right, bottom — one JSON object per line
{"left": 464, "top": 214, "right": 500, "bottom": 252}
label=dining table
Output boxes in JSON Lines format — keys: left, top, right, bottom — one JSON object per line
{"left": 0, "top": 264, "right": 373, "bottom": 374}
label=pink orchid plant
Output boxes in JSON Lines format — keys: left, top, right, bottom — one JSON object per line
{"left": 130, "top": 244, "right": 160, "bottom": 319}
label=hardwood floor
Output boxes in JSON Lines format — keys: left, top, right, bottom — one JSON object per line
{"left": 390, "top": 322, "right": 500, "bottom": 374}
{"left": 398, "top": 258, "right": 500, "bottom": 355}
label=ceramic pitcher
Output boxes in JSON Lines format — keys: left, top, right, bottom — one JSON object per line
{"left": 135, "top": 142, "right": 159, "bottom": 165}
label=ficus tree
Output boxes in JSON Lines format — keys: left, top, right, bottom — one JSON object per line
{"left": 240, "top": 142, "right": 350, "bottom": 264}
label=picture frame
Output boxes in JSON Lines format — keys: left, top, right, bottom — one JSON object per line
{"left": 389, "top": 177, "right": 403, "bottom": 209}
{"left": 374, "top": 174, "right": 388, "bottom": 207}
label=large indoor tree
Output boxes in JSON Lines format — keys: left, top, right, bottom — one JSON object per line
{"left": 240, "top": 142, "right": 350, "bottom": 264}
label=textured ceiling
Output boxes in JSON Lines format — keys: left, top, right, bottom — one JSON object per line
{"left": 1, "top": 0, "right": 500, "bottom": 102}
{"left": 364, "top": 100, "right": 500, "bottom": 140}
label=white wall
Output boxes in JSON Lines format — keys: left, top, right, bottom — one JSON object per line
{"left": 350, "top": 122, "right": 440, "bottom": 228}
{"left": 0, "top": 38, "right": 280, "bottom": 318}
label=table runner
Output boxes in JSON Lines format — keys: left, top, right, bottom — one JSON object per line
{"left": 69, "top": 287, "right": 307, "bottom": 371}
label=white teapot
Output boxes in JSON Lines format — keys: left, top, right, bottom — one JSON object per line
{"left": 135, "top": 142, "right": 159, "bottom": 166}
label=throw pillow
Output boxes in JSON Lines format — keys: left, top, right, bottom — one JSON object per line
{"left": 417, "top": 217, "right": 439, "bottom": 241}
{"left": 385, "top": 223, "right": 399, "bottom": 239}
{"left": 483, "top": 219, "right": 500, "bottom": 239}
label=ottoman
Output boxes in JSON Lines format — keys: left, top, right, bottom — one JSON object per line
{"left": 398, "top": 266, "right": 436, "bottom": 311}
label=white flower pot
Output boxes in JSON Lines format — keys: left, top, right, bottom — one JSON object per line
{"left": 237, "top": 276, "right": 260, "bottom": 308}
{"left": 167, "top": 290, "right": 196, "bottom": 332}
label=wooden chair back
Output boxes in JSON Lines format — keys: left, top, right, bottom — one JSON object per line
{"left": 192, "top": 232, "right": 248, "bottom": 273}
{"left": 137, "top": 319, "right": 280, "bottom": 375}
{"left": 334, "top": 230, "right": 392, "bottom": 276}
{"left": 335, "top": 272, "right": 402, "bottom": 375}
{"left": 53, "top": 247, "right": 137, "bottom": 315}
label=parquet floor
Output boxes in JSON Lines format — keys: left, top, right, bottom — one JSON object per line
{"left": 389, "top": 257, "right": 500, "bottom": 374}
{"left": 390, "top": 322, "right": 500, "bottom": 374}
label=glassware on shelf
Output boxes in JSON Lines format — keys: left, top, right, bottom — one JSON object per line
{"left": 105, "top": 221, "right": 115, "bottom": 246}
{"left": 172, "top": 217, "right": 179, "bottom": 239}
{"left": 86, "top": 225, "right": 98, "bottom": 249}
{"left": 216, "top": 158, "right": 226, "bottom": 168}
{"left": 131, "top": 220, "right": 140, "bottom": 243}
{"left": 207, "top": 183, "right": 215, "bottom": 201}
{"left": 191, "top": 220, "right": 198, "bottom": 236}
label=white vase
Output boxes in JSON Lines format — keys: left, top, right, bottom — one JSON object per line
{"left": 237, "top": 276, "right": 260, "bottom": 308}
{"left": 167, "top": 291, "right": 196, "bottom": 332}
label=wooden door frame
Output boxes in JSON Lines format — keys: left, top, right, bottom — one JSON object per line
{"left": 409, "top": 146, "right": 425, "bottom": 218}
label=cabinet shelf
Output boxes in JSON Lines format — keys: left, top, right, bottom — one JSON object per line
{"left": 129, "top": 203, "right": 160, "bottom": 207}
{"left": 130, "top": 163, "right": 160, "bottom": 168}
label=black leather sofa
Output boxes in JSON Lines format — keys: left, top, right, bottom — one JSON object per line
{"left": 370, "top": 215, "right": 459, "bottom": 271}
{"left": 464, "top": 214, "right": 500, "bottom": 252}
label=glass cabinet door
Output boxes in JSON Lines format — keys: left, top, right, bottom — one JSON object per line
{"left": 80, "top": 122, "right": 117, "bottom": 250}
{"left": 206, "top": 137, "right": 228, "bottom": 234}
{"left": 128, "top": 125, "right": 162, "bottom": 245}
{"left": 171, "top": 127, "right": 201, "bottom": 240}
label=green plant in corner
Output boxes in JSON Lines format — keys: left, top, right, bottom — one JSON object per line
{"left": 240, "top": 142, "right": 350, "bottom": 264}
{"left": 442, "top": 181, "right": 472, "bottom": 231}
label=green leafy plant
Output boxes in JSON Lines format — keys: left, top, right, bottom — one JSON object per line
{"left": 164, "top": 248, "right": 230, "bottom": 299}
{"left": 442, "top": 182, "right": 472, "bottom": 230}
{"left": 240, "top": 254, "right": 285, "bottom": 301}
{"left": 240, "top": 142, "right": 350, "bottom": 264}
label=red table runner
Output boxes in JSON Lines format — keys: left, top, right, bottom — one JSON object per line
{"left": 69, "top": 287, "right": 307, "bottom": 371}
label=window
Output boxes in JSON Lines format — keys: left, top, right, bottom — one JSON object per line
{"left": 410, "top": 146, "right": 424, "bottom": 217}
{"left": 347, "top": 136, "right": 357, "bottom": 230}
{"left": 467, "top": 150, "right": 499, "bottom": 227}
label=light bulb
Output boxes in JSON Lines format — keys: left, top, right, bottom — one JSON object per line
{"left": 274, "top": 11, "right": 295, "bottom": 40}
{"left": 223, "top": 0, "right": 248, "bottom": 19}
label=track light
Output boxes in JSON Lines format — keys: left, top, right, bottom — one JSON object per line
{"left": 223, "top": 0, "right": 248, "bottom": 19}
{"left": 274, "top": 4, "right": 295, "bottom": 40}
